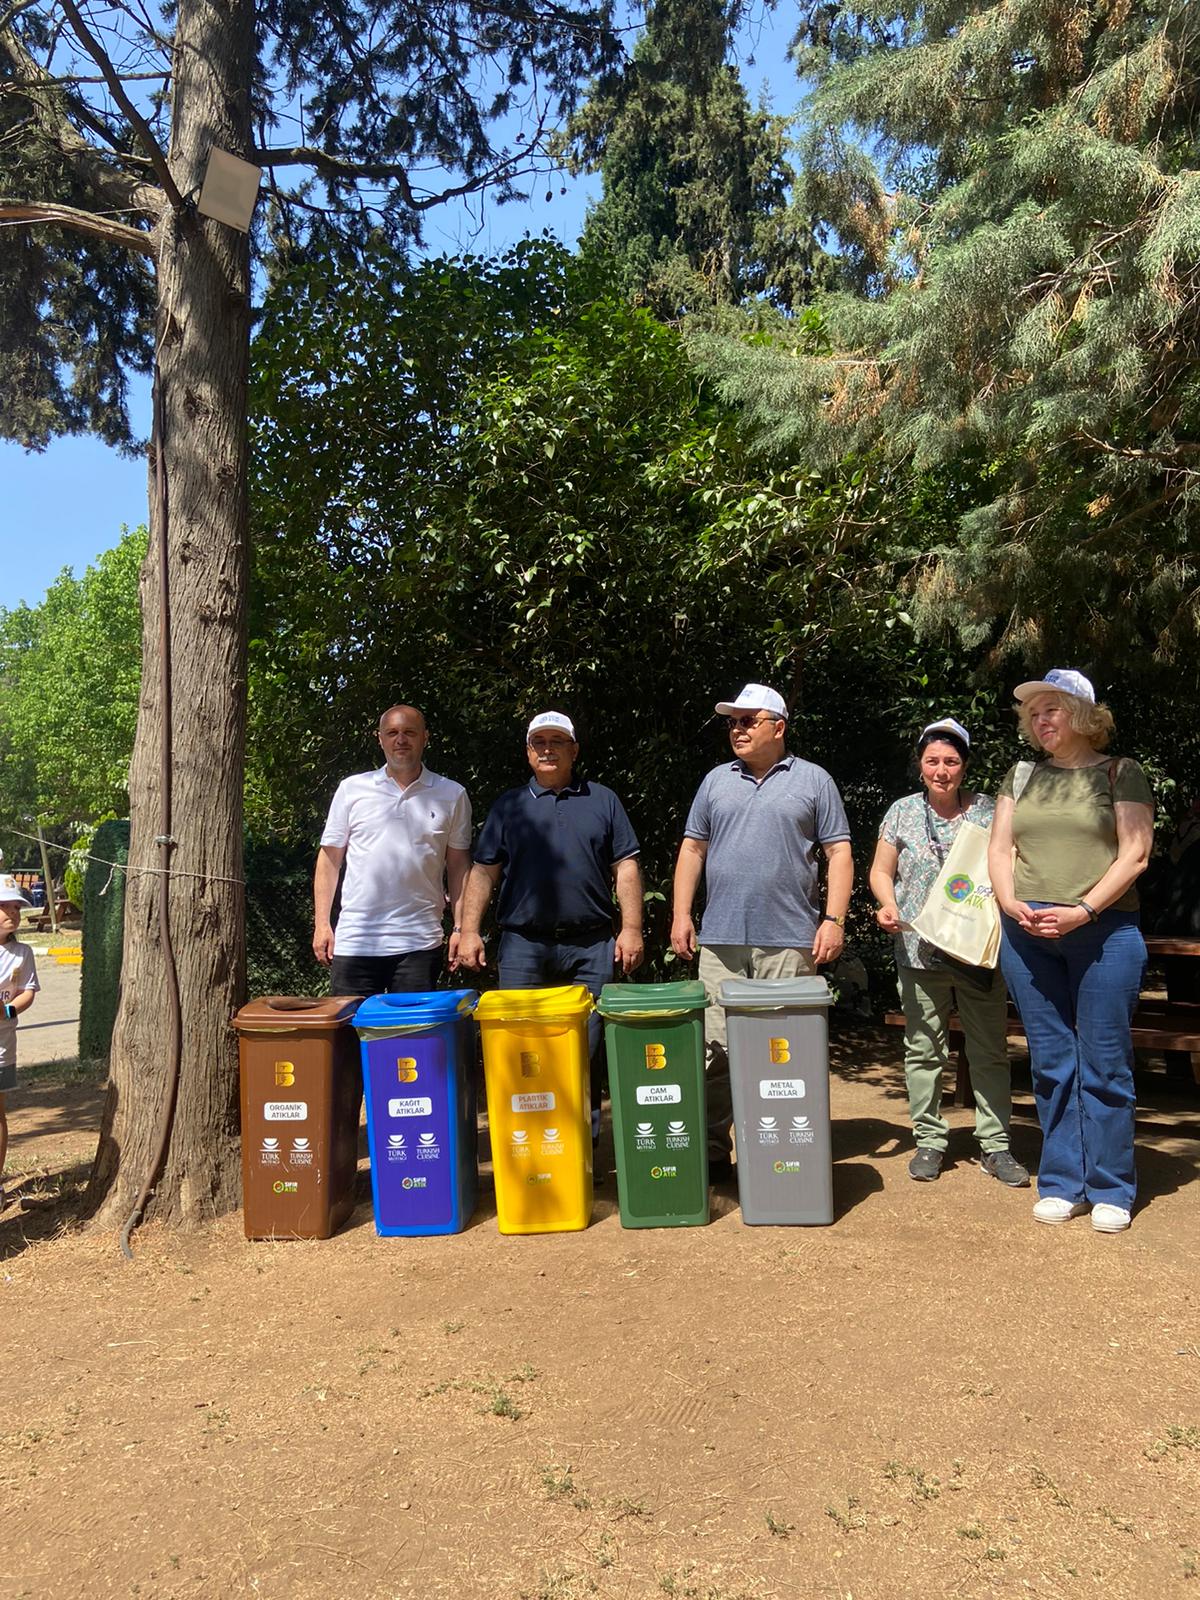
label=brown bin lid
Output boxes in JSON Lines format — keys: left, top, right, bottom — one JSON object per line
{"left": 232, "top": 995, "right": 363, "bottom": 1031}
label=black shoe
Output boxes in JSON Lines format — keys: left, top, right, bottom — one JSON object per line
{"left": 980, "top": 1149, "right": 1031, "bottom": 1188}
{"left": 708, "top": 1155, "right": 734, "bottom": 1184}
{"left": 908, "top": 1148, "right": 943, "bottom": 1182}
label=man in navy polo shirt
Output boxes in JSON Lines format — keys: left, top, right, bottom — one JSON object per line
{"left": 456, "top": 711, "right": 644, "bottom": 1135}
{"left": 671, "top": 684, "right": 853, "bottom": 1171}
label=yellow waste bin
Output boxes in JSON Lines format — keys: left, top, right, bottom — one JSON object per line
{"left": 475, "top": 985, "right": 594, "bottom": 1234}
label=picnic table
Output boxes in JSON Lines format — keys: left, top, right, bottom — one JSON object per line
{"left": 884, "top": 932, "right": 1200, "bottom": 1104}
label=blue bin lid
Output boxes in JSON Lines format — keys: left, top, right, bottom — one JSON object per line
{"left": 354, "top": 989, "right": 477, "bottom": 1033}
{"left": 717, "top": 976, "right": 832, "bottom": 1011}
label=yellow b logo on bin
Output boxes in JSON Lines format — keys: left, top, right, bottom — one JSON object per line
{"left": 520, "top": 1051, "right": 540, "bottom": 1078}
{"left": 645, "top": 1043, "right": 666, "bottom": 1070}
{"left": 274, "top": 1060, "right": 295, "bottom": 1087}
{"left": 769, "top": 1038, "right": 790, "bottom": 1064}
{"left": 396, "top": 1057, "right": 418, "bottom": 1082}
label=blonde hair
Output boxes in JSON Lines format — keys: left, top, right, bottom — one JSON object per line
{"left": 1017, "top": 690, "right": 1114, "bottom": 751}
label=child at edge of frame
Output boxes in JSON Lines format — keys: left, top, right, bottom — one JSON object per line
{"left": 0, "top": 874, "right": 40, "bottom": 1204}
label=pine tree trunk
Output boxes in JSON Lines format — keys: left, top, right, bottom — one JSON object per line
{"left": 87, "top": 0, "right": 254, "bottom": 1228}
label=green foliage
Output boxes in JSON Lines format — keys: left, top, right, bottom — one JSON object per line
{"left": 699, "top": 0, "right": 1200, "bottom": 666}
{"left": 561, "top": 0, "right": 819, "bottom": 312}
{"left": 247, "top": 239, "right": 593, "bottom": 831}
{"left": 244, "top": 840, "right": 329, "bottom": 998}
{"left": 63, "top": 829, "right": 92, "bottom": 908}
{"left": 250, "top": 240, "right": 755, "bottom": 868}
{"left": 79, "top": 819, "right": 129, "bottom": 1060}
{"left": 0, "top": 526, "right": 146, "bottom": 827}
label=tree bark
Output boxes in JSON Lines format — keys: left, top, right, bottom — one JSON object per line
{"left": 87, "top": 0, "right": 254, "bottom": 1228}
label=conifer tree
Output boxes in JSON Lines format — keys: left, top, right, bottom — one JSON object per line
{"left": 702, "top": 0, "right": 1200, "bottom": 663}
{"left": 561, "top": 0, "right": 821, "bottom": 311}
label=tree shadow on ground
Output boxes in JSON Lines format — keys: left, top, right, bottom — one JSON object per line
{"left": 833, "top": 1159, "right": 885, "bottom": 1219}
{"left": 0, "top": 1157, "right": 93, "bottom": 1261}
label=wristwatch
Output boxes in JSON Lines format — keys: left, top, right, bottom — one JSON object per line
{"left": 821, "top": 913, "right": 845, "bottom": 927}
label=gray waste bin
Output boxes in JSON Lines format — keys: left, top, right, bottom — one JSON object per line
{"left": 718, "top": 976, "right": 834, "bottom": 1225}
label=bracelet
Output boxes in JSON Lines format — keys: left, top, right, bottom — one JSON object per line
{"left": 821, "top": 913, "right": 845, "bottom": 928}
{"left": 1078, "top": 900, "right": 1099, "bottom": 922}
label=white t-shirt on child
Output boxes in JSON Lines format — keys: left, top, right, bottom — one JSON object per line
{"left": 0, "top": 938, "right": 39, "bottom": 1072}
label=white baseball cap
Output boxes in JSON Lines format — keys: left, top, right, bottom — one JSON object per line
{"left": 1014, "top": 668, "right": 1096, "bottom": 704}
{"left": 921, "top": 717, "right": 970, "bottom": 747}
{"left": 714, "top": 683, "right": 788, "bottom": 720}
{"left": 527, "top": 711, "right": 576, "bottom": 741}
{"left": 0, "top": 874, "right": 32, "bottom": 907}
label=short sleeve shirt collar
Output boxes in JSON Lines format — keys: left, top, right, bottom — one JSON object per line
{"left": 528, "top": 775, "right": 584, "bottom": 798}
{"left": 372, "top": 764, "right": 432, "bottom": 795}
{"left": 731, "top": 752, "right": 795, "bottom": 784}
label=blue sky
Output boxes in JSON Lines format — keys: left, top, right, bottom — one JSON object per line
{"left": 5, "top": 4, "right": 797, "bottom": 609}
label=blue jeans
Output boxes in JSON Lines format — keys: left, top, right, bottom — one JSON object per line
{"left": 1000, "top": 906, "right": 1145, "bottom": 1209}
{"left": 498, "top": 931, "right": 615, "bottom": 1138}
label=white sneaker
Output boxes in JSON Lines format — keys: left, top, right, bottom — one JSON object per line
{"left": 1091, "top": 1203, "right": 1132, "bottom": 1233}
{"left": 1033, "top": 1196, "right": 1089, "bottom": 1225}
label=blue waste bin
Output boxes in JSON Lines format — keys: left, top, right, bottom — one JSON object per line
{"left": 355, "top": 990, "right": 479, "bottom": 1236}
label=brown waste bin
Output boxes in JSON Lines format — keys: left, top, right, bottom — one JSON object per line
{"left": 234, "top": 996, "right": 363, "bottom": 1240}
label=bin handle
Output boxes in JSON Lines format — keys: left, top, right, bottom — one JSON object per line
{"left": 596, "top": 1007, "right": 700, "bottom": 1021}
{"left": 477, "top": 1012, "right": 588, "bottom": 1026}
{"left": 355, "top": 1023, "right": 452, "bottom": 1039}
{"left": 721, "top": 1005, "right": 829, "bottom": 1014}
{"left": 234, "top": 1026, "right": 306, "bottom": 1035}
{"left": 266, "top": 998, "right": 325, "bottom": 1011}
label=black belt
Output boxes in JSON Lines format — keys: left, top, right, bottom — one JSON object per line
{"left": 506, "top": 921, "right": 613, "bottom": 941}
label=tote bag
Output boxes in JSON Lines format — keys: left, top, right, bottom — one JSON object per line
{"left": 909, "top": 819, "right": 1001, "bottom": 970}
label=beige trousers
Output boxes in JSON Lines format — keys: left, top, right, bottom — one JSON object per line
{"left": 697, "top": 944, "right": 817, "bottom": 1159}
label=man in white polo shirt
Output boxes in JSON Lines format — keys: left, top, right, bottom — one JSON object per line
{"left": 671, "top": 683, "right": 853, "bottom": 1172}
{"left": 313, "top": 704, "right": 472, "bottom": 996}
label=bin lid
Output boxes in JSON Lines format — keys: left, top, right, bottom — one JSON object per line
{"left": 596, "top": 980, "right": 707, "bottom": 1018}
{"left": 716, "top": 976, "right": 833, "bottom": 1011}
{"left": 473, "top": 984, "right": 593, "bottom": 1023}
{"left": 232, "top": 995, "right": 362, "bottom": 1031}
{"left": 354, "top": 989, "right": 477, "bottom": 1032}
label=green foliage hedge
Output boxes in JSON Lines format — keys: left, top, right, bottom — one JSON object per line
{"left": 79, "top": 819, "right": 130, "bottom": 1061}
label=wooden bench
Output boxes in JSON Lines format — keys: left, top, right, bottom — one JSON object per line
{"left": 32, "top": 896, "right": 75, "bottom": 933}
{"left": 883, "top": 1003, "right": 1200, "bottom": 1104}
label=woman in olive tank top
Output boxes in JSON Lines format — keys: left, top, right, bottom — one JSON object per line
{"left": 988, "top": 670, "right": 1154, "bottom": 1234}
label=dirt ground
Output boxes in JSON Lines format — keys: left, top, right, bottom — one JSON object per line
{"left": 2, "top": 1026, "right": 1198, "bottom": 1600}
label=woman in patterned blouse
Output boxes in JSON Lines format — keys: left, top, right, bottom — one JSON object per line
{"left": 870, "top": 719, "right": 1029, "bottom": 1189}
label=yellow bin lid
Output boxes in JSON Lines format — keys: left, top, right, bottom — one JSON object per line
{"left": 474, "top": 984, "right": 593, "bottom": 1023}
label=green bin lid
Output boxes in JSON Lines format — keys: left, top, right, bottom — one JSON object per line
{"left": 596, "top": 980, "right": 708, "bottom": 1018}
{"left": 717, "top": 976, "right": 833, "bottom": 1011}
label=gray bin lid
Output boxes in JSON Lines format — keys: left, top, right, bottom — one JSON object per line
{"left": 716, "top": 976, "right": 833, "bottom": 1010}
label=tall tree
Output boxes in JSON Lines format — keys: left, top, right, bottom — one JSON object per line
{"left": 560, "top": 0, "right": 818, "bottom": 312}
{"left": 702, "top": 0, "right": 1200, "bottom": 666}
{"left": 1, "top": 0, "right": 618, "bottom": 1230}
{"left": 0, "top": 527, "right": 146, "bottom": 827}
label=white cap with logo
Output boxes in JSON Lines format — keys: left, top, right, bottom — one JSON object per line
{"left": 0, "top": 874, "right": 32, "bottom": 907}
{"left": 921, "top": 716, "right": 970, "bottom": 747}
{"left": 527, "top": 711, "right": 577, "bottom": 741}
{"left": 1014, "top": 668, "right": 1096, "bottom": 705}
{"left": 714, "top": 683, "right": 788, "bottom": 720}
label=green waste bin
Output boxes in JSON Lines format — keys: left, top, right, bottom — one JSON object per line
{"left": 598, "top": 980, "right": 709, "bottom": 1229}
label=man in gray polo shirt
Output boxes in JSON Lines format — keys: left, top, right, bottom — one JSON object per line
{"left": 671, "top": 684, "right": 853, "bottom": 1170}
